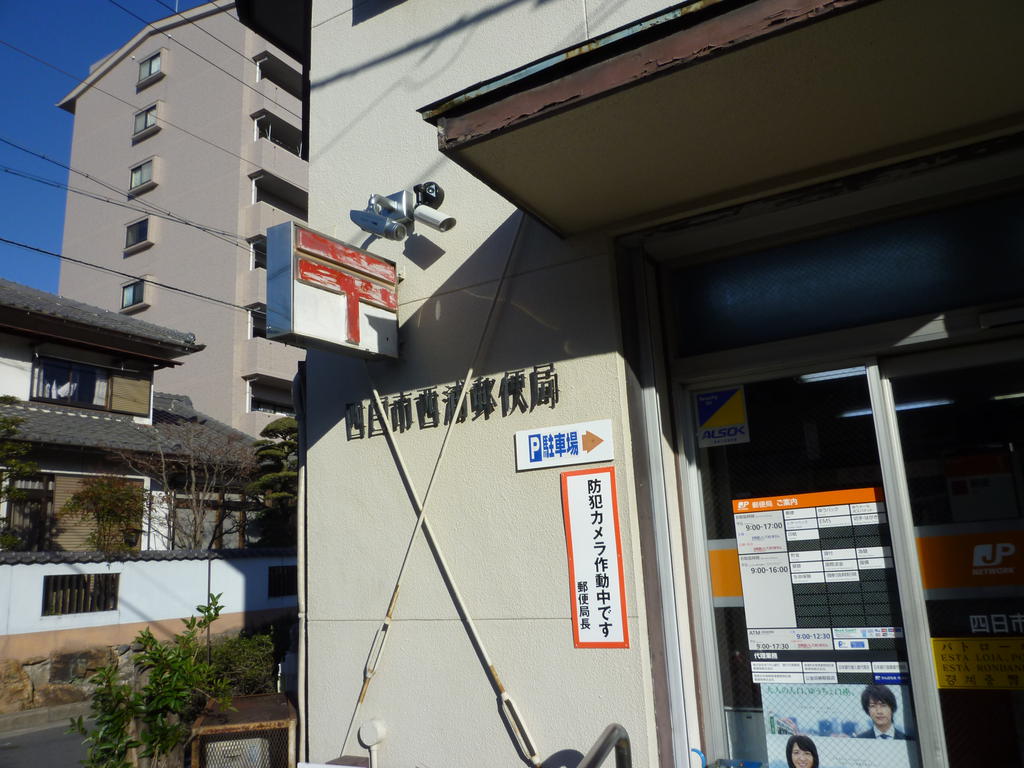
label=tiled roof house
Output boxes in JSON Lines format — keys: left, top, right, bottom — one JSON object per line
{"left": 0, "top": 278, "right": 251, "bottom": 551}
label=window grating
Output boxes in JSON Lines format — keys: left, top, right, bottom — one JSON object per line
{"left": 42, "top": 573, "right": 119, "bottom": 615}
{"left": 268, "top": 565, "right": 297, "bottom": 598}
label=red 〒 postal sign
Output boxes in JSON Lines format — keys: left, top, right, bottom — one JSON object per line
{"left": 561, "top": 466, "right": 629, "bottom": 648}
{"left": 265, "top": 222, "right": 398, "bottom": 357}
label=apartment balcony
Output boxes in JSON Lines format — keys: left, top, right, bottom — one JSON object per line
{"left": 240, "top": 335, "right": 303, "bottom": 384}
{"left": 248, "top": 137, "right": 307, "bottom": 189}
{"left": 254, "top": 72, "right": 302, "bottom": 131}
{"left": 242, "top": 200, "right": 303, "bottom": 241}
{"left": 239, "top": 266, "right": 266, "bottom": 308}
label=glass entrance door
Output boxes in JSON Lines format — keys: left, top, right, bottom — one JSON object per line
{"left": 690, "top": 367, "right": 923, "bottom": 768}
{"left": 686, "top": 353, "right": 1024, "bottom": 768}
{"left": 888, "top": 356, "right": 1024, "bottom": 766}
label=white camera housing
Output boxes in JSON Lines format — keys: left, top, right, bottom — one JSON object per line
{"left": 413, "top": 205, "right": 456, "bottom": 232}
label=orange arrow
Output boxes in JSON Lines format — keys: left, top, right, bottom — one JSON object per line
{"left": 582, "top": 431, "right": 604, "bottom": 453}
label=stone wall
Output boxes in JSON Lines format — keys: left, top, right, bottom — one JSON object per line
{"left": 0, "top": 645, "right": 135, "bottom": 714}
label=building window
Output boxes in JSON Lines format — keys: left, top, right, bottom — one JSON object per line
{"left": 125, "top": 218, "right": 149, "bottom": 249}
{"left": 32, "top": 358, "right": 109, "bottom": 408}
{"left": 42, "top": 573, "right": 119, "bottom": 616}
{"left": 250, "top": 236, "right": 267, "bottom": 270}
{"left": 248, "top": 303, "right": 267, "bottom": 339}
{"left": 129, "top": 159, "right": 155, "bottom": 192}
{"left": 31, "top": 358, "right": 151, "bottom": 416}
{"left": 133, "top": 105, "right": 158, "bottom": 139}
{"left": 249, "top": 378, "right": 294, "bottom": 416}
{"left": 2, "top": 475, "right": 55, "bottom": 552}
{"left": 121, "top": 280, "right": 146, "bottom": 309}
{"left": 138, "top": 52, "right": 161, "bottom": 84}
{"left": 268, "top": 565, "right": 297, "bottom": 597}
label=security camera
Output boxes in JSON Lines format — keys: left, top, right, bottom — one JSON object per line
{"left": 352, "top": 182, "right": 455, "bottom": 241}
{"left": 350, "top": 209, "right": 407, "bottom": 241}
{"left": 413, "top": 205, "right": 456, "bottom": 232}
{"left": 412, "top": 181, "right": 455, "bottom": 232}
{"left": 414, "top": 182, "right": 445, "bottom": 209}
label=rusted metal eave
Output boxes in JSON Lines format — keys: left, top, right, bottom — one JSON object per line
{"left": 426, "top": 0, "right": 877, "bottom": 153}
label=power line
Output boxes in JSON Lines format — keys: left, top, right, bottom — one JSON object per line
{"left": 0, "top": 36, "right": 288, "bottom": 179}
{"left": 147, "top": 0, "right": 254, "bottom": 66}
{"left": 0, "top": 133, "right": 244, "bottom": 243}
{"left": 0, "top": 236, "right": 254, "bottom": 314}
{"left": 0, "top": 135, "right": 251, "bottom": 251}
{"left": 106, "top": 0, "right": 302, "bottom": 121}
{"left": 0, "top": 164, "right": 256, "bottom": 256}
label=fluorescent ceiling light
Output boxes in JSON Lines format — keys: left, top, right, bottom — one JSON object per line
{"left": 799, "top": 367, "right": 866, "bottom": 383}
{"left": 992, "top": 392, "right": 1024, "bottom": 401}
{"left": 840, "top": 399, "right": 954, "bottom": 418}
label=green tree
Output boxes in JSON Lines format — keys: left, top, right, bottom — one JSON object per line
{"left": 0, "top": 396, "right": 41, "bottom": 550}
{"left": 62, "top": 476, "right": 146, "bottom": 553}
{"left": 247, "top": 417, "right": 298, "bottom": 546}
{"left": 70, "top": 595, "right": 231, "bottom": 768}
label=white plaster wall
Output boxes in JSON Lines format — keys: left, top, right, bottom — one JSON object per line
{"left": 303, "top": 2, "right": 674, "bottom": 765}
{"left": 0, "top": 333, "right": 34, "bottom": 400}
{"left": 0, "top": 555, "right": 296, "bottom": 637}
{"left": 0, "top": 564, "right": 11, "bottom": 637}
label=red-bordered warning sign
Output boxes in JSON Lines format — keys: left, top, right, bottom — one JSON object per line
{"left": 561, "top": 466, "right": 629, "bottom": 649}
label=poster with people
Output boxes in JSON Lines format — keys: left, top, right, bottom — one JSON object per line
{"left": 761, "top": 683, "right": 919, "bottom": 768}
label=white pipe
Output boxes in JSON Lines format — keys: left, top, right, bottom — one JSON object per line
{"left": 295, "top": 368, "right": 309, "bottom": 763}
{"left": 341, "top": 211, "right": 541, "bottom": 764}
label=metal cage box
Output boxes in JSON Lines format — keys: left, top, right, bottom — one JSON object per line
{"left": 191, "top": 694, "right": 297, "bottom": 768}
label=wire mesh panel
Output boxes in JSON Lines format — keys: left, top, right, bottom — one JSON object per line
{"left": 199, "top": 728, "right": 289, "bottom": 768}
{"left": 192, "top": 695, "right": 296, "bottom": 768}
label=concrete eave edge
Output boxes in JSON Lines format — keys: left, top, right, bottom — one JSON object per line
{"left": 419, "top": 0, "right": 876, "bottom": 152}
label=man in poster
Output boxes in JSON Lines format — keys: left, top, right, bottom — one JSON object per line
{"left": 856, "top": 685, "right": 907, "bottom": 740}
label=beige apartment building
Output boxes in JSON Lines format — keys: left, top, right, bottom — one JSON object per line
{"left": 57, "top": 1, "right": 306, "bottom": 436}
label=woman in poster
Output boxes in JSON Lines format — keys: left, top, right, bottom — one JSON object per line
{"left": 785, "top": 735, "right": 819, "bottom": 768}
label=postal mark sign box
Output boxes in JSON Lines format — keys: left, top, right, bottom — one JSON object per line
{"left": 266, "top": 222, "right": 398, "bottom": 357}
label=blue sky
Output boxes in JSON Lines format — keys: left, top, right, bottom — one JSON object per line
{"left": 0, "top": 0, "right": 207, "bottom": 293}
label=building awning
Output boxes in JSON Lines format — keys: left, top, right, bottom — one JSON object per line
{"left": 420, "top": 0, "right": 1024, "bottom": 236}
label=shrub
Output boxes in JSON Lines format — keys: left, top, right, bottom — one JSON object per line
{"left": 70, "top": 595, "right": 230, "bottom": 768}
{"left": 62, "top": 476, "right": 145, "bottom": 553}
{"left": 210, "top": 631, "right": 277, "bottom": 696}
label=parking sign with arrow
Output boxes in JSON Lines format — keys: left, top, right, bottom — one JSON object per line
{"left": 514, "top": 419, "right": 615, "bottom": 471}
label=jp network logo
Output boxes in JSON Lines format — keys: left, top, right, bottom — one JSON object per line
{"left": 972, "top": 542, "right": 1016, "bottom": 575}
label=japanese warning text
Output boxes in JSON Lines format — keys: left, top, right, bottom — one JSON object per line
{"left": 561, "top": 466, "right": 629, "bottom": 648}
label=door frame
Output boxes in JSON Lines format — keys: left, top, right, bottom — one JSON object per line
{"left": 671, "top": 337, "right": 1024, "bottom": 764}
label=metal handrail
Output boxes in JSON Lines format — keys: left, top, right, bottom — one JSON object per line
{"left": 578, "top": 723, "right": 631, "bottom": 768}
